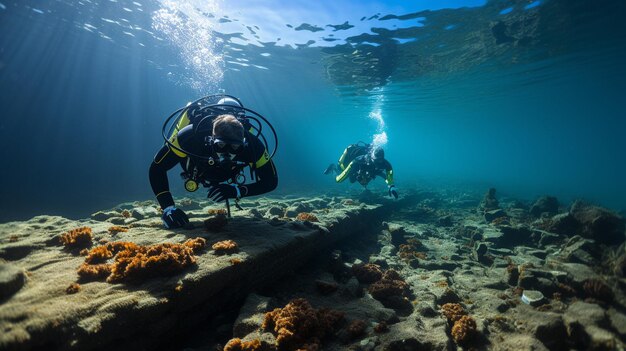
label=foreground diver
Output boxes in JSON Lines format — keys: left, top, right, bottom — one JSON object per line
{"left": 324, "top": 142, "right": 398, "bottom": 199}
{"left": 150, "top": 96, "right": 278, "bottom": 228}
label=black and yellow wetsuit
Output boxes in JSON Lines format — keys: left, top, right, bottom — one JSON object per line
{"left": 334, "top": 145, "right": 394, "bottom": 186}
{"left": 149, "top": 124, "right": 278, "bottom": 209}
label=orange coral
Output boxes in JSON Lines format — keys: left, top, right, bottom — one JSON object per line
{"left": 60, "top": 226, "right": 93, "bottom": 248}
{"left": 77, "top": 238, "right": 206, "bottom": 283}
{"left": 108, "top": 226, "right": 128, "bottom": 234}
{"left": 66, "top": 283, "right": 81, "bottom": 294}
{"left": 451, "top": 315, "right": 477, "bottom": 345}
{"left": 263, "top": 298, "right": 343, "bottom": 350}
{"left": 398, "top": 239, "right": 427, "bottom": 262}
{"left": 212, "top": 240, "right": 239, "bottom": 255}
{"left": 368, "top": 277, "right": 409, "bottom": 301}
{"left": 230, "top": 258, "right": 242, "bottom": 265}
{"left": 441, "top": 303, "right": 466, "bottom": 323}
{"left": 207, "top": 208, "right": 228, "bottom": 216}
{"left": 351, "top": 263, "right": 383, "bottom": 284}
{"left": 223, "top": 338, "right": 262, "bottom": 351}
{"left": 77, "top": 262, "right": 112, "bottom": 281}
{"left": 296, "top": 212, "right": 319, "bottom": 222}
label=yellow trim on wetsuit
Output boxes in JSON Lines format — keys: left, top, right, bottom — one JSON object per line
{"left": 156, "top": 190, "right": 170, "bottom": 197}
{"left": 253, "top": 149, "right": 271, "bottom": 169}
{"left": 338, "top": 148, "right": 349, "bottom": 170}
{"left": 167, "top": 110, "right": 190, "bottom": 157}
{"left": 335, "top": 160, "right": 354, "bottom": 183}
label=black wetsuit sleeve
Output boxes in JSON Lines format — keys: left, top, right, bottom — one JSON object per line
{"left": 149, "top": 145, "right": 184, "bottom": 209}
{"left": 242, "top": 159, "right": 278, "bottom": 197}
{"left": 240, "top": 134, "right": 278, "bottom": 197}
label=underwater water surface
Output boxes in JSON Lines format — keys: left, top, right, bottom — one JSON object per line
{"left": 0, "top": 0, "right": 625, "bottom": 222}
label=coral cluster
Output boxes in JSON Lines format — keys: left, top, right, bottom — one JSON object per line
{"left": 296, "top": 212, "right": 319, "bottom": 222}
{"left": 121, "top": 210, "right": 132, "bottom": 218}
{"left": 212, "top": 240, "right": 239, "bottom": 255}
{"left": 368, "top": 274, "right": 409, "bottom": 301}
{"left": 77, "top": 238, "right": 206, "bottom": 283}
{"left": 398, "top": 238, "right": 427, "bottom": 262}
{"left": 451, "top": 315, "right": 477, "bottom": 346}
{"left": 351, "top": 263, "right": 383, "bottom": 284}
{"left": 107, "top": 226, "right": 128, "bottom": 234}
{"left": 441, "top": 303, "right": 477, "bottom": 346}
{"left": 60, "top": 226, "right": 93, "bottom": 248}
{"left": 441, "top": 303, "right": 467, "bottom": 323}
{"left": 205, "top": 214, "right": 228, "bottom": 231}
{"left": 66, "top": 283, "right": 81, "bottom": 294}
{"left": 262, "top": 298, "right": 344, "bottom": 350}
{"left": 208, "top": 208, "right": 227, "bottom": 216}
{"left": 223, "top": 338, "right": 262, "bottom": 351}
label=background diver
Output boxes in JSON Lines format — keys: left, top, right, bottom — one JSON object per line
{"left": 324, "top": 142, "right": 398, "bottom": 199}
{"left": 149, "top": 96, "right": 278, "bottom": 229}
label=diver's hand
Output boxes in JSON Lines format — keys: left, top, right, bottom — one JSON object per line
{"left": 208, "top": 184, "right": 241, "bottom": 202}
{"left": 161, "top": 206, "right": 189, "bottom": 229}
{"left": 388, "top": 185, "right": 398, "bottom": 199}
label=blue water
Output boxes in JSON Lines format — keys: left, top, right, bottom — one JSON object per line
{"left": 0, "top": 0, "right": 625, "bottom": 222}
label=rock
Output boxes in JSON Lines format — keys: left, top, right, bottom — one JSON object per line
{"left": 0, "top": 263, "right": 26, "bottom": 300}
{"left": 543, "top": 213, "right": 579, "bottom": 236}
{"left": 563, "top": 302, "right": 618, "bottom": 350}
{"left": 537, "top": 230, "right": 563, "bottom": 247}
{"left": 284, "top": 203, "right": 312, "bottom": 217}
{"left": 608, "top": 308, "right": 626, "bottom": 339}
{"left": 109, "top": 217, "right": 127, "bottom": 225}
{"left": 530, "top": 196, "right": 559, "bottom": 218}
{"left": 521, "top": 290, "right": 545, "bottom": 306}
{"left": 266, "top": 206, "right": 283, "bottom": 216}
{"left": 131, "top": 206, "right": 160, "bottom": 220}
{"left": 90, "top": 211, "right": 118, "bottom": 221}
{"left": 533, "top": 316, "right": 568, "bottom": 350}
{"left": 570, "top": 200, "right": 626, "bottom": 245}
{"left": 498, "top": 225, "right": 534, "bottom": 247}
{"left": 388, "top": 226, "right": 408, "bottom": 247}
{"left": 472, "top": 242, "right": 491, "bottom": 264}
{"left": 340, "top": 277, "right": 364, "bottom": 298}
{"left": 232, "top": 294, "right": 271, "bottom": 338}
{"left": 479, "top": 188, "right": 499, "bottom": 213}
{"left": 484, "top": 209, "right": 507, "bottom": 222}
{"left": 560, "top": 235, "right": 600, "bottom": 265}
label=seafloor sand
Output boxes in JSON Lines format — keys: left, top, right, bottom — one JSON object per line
{"left": 0, "top": 187, "right": 624, "bottom": 351}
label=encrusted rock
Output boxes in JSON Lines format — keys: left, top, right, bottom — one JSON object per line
{"left": 570, "top": 200, "right": 625, "bottom": 245}
{"left": 530, "top": 196, "right": 559, "bottom": 218}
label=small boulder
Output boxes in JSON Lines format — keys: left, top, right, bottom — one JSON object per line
{"left": 570, "top": 201, "right": 625, "bottom": 245}
{"left": 530, "top": 196, "right": 559, "bottom": 218}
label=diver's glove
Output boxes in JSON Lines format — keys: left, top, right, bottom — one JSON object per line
{"left": 388, "top": 185, "right": 398, "bottom": 199}
{"left": 161, "top": 206, "right": 189, "bottom": 229}
{"left": 208, "top": 184, "right": 241, "bottom": 202}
